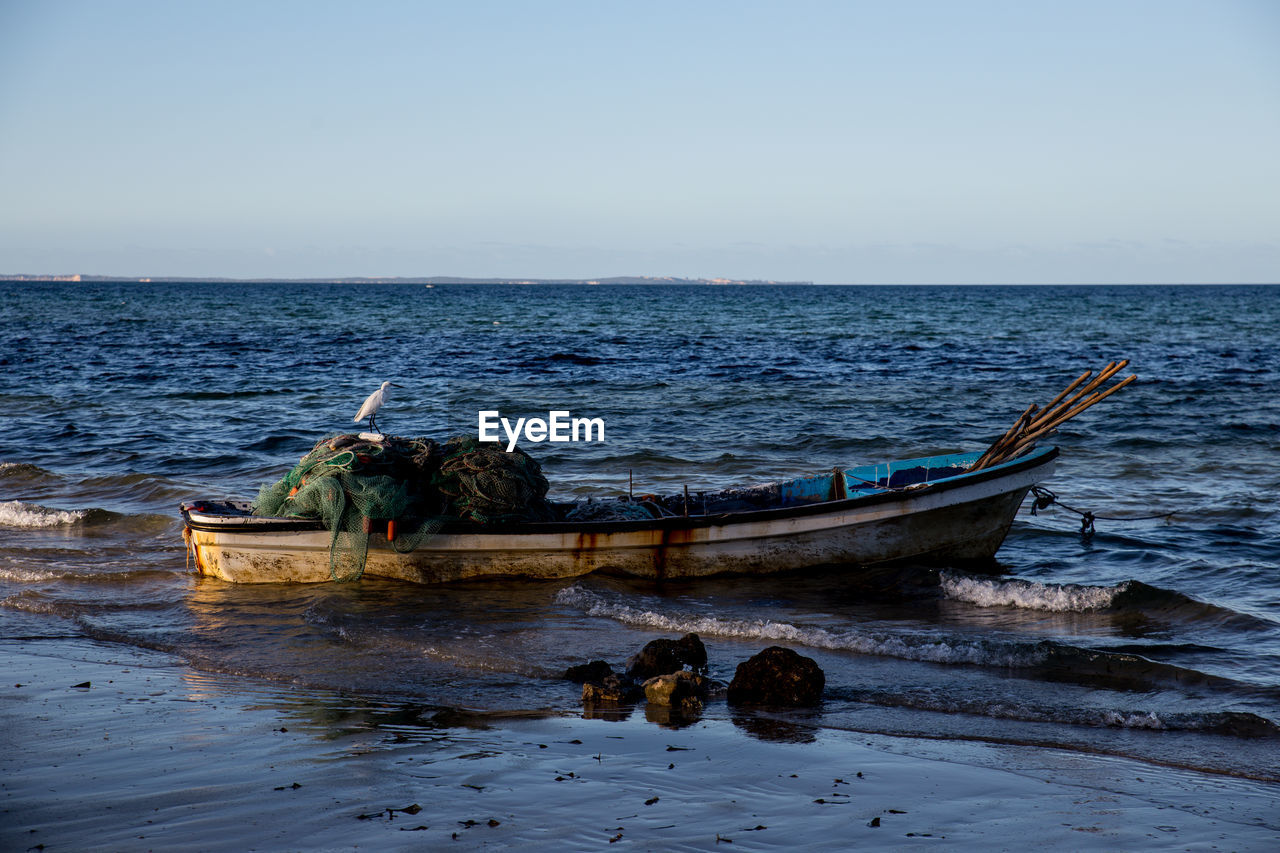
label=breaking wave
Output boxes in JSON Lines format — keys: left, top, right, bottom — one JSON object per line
{"left": 939, "top": 572, "right": 1276, "bottom": 631}
{"left": 556, "top": 586, "right": 1053, "bottom": 667}
{"left": 0, "top": 566, "right": 65, "bottom": 583}
{"left": 554, "top": 586, "right": 1275, "bottom": 697}
{"left": 0, "top": 500, "right": 90, "bottom": 528}
{"left": 0, "top": 500, "right": 169, "bottom": 533}
{"left": 940, "top": 573, "right": 1124, "bottom": 612}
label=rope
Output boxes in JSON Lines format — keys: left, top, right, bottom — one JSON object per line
{"left": 844, "top": 473, "right": 913, "bottom": 493}
{"left": 1029, "top": 485, "right": 1179, "bottom": 535}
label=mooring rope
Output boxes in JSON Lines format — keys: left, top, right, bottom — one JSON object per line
{"left": 1029, "top": 485, "right": 1179, "bottom": 534}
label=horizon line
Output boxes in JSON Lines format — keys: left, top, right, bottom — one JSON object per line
{"left": 2, "top": 274, "right": 1278, "bottom": 287}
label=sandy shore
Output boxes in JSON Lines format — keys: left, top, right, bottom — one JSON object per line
{"left": 2, "top": 638, "right": 1277, "bottom": 852}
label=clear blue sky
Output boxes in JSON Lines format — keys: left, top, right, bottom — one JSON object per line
{"left": 2, "top": 0, "right": 1278, "bottom": 283}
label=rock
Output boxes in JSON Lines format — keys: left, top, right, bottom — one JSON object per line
{"left": 564, "top": 660, "right": 614, "bottom": 683}
{"left": 625, "top": 633, "right": 708, "bottom": 680}
{"left": 727, "top": 646, "right": 825, "bottom": 706}
{"left": 582, "top": 674, "right": 643, "bottom": 705}
{"left": 642, "top": 671, "right": 710, "bottom": 706}
{"left": 581, "top": 682, "right": 617, "bottom": 704}
{"left": 582, "top": 680, "right": 624, "bottom": 705}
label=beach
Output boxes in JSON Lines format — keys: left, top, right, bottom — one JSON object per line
{"left": 4, "top": 638, "right": 1276, "bottom": 851}
{"left": 3, "top": 281, "right": 1280, "bottom": 850}
{"left": 6, "top": 0, "right": 1280, "bottom": 846}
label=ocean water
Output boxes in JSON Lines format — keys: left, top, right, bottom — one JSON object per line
{"left": 2, "top": 282, "right": 1279, "bottom": 782}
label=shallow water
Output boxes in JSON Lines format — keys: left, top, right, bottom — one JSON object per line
{"left": 11, "top": 643, "right": 1275, "bottom": 851}
{"left": 2, "top": 282, "right": 1279, "bottom": 782}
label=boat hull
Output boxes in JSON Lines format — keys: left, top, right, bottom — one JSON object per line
{"left": 182, "top": 447, "right": 1056, "bottom": 585}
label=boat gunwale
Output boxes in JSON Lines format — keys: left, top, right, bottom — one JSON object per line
{"left": 181, "top": 446, "right": 1057, "bottom": 537}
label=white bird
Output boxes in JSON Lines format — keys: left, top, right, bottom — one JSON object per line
{"left": 353, "top": 381, "right": 403, "bottom": 435}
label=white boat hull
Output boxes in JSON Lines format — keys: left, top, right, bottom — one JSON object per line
{"left": 182, "top": 448, "right": 1057, "bottom": 585}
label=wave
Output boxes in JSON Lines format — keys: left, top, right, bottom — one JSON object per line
{"left": 0, "top": 566, "right": 66, "bottom": 583}
{"left": 0, "top": 500, "right": 176, "bottom": 537}
{"left": 0, "top": 462, "right": 64, "bottom": 483}
{"left": 0, "top": 500, "right": 91, "bottom": 528}
{"left": 940, "top": 573, "right": 1277, "bottom": 631}
{"left": 530, "top": 352, "right": 613, "bottom": 367}
{"left": 0, "top": 565, "right": 179, "bottom": 584}
{"left": 1, "top": 462, "right": 197, "bottom": 509}
{"left": 554, "top": 586, "right": 1278, "bottom": 697}
{"left": 241, "top": 433, "right": 315, "bottom": 453}
{"left": 166, "top": 389, "right": 292, "bottom": 400}
{"left": 940, "top": 573, "right": 1121, "bottom": 612}
{"left": 838, "top": 687, "right": 1280, "bottom": 739}
{"left": 556, "top": 586, "right": 1052, "bottom": 667}
{"left": 597, "top": 451, "right": 696, "bottom": 467}
{"left": 76, "top": 471, "right": 196, "bottom": 502}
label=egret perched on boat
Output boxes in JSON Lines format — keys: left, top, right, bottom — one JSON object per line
{"left": 354, "top": 381, "right": 403, "bottom": 435}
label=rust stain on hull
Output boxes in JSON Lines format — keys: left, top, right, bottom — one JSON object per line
{"left": 182, "top": 450, "right": 1054, "bottom": 585}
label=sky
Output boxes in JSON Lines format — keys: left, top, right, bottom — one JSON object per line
{"left": 1, "top": 0, "right": 1278, "bottom": 283}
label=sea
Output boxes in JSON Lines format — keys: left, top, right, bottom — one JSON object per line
{"left": 2, "top": 282, "right": 1278, "bottom": 783}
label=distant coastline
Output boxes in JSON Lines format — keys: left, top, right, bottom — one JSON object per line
{"left": 0, "top": 274, "right": 812, "bottom": 286}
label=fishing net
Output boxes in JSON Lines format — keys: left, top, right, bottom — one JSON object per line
{"left": 434, "top": 436, "right": 555, "bottom": 525}
{"left": 251, "top": 433, "right": 554, "bottom": 580}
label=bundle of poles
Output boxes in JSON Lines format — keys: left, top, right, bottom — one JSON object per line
{"left": 971, "top": 360, "right": 1137, "bottom": 471}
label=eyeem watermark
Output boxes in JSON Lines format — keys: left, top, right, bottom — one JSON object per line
{"left": 478, "top": 410, "right": 605, "bottom": 452}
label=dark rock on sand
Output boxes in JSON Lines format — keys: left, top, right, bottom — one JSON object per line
{"left": 565, "top": 659, "right": 614, "bottom": 683}
{"left": 625, "top": 633, "right": 708, "bottom": 680}
{"left": 727, "top": 646, "right": 825, "bottom": 706}
{"left": 642, "top": 672, "right": 712, "bottom": 726}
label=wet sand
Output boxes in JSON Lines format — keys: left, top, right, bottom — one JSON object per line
{"left": 2, "top": 639, "right": 1277, "bottom": 851}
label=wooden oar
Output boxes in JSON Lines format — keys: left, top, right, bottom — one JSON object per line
{"left": 1034, "top": 368, "right": 1093, "bottom": 420}
{"left": 1003, "top": 373, "right": 1137, "bottom": 456}
{"left": 971, "top": 363, "right": 1135, "bottom": 470}
{"left": 973, "top": 403, "right": 1038, "bottom": 470}
{"left": 1025, "top": 360, "right": 1128, "bottom": 433}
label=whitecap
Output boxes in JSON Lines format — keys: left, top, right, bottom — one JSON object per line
{"left": 0, "top": 566, "right": 64, "bottom": 582}
{"left": 940, "top": 573, "right": 1125, "bottom": 612}
{"left": 0, "top": 500, "right": 87, "bottom": 528}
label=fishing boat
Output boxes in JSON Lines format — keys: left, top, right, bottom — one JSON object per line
{"left": 180, "top": 445, "right": 1057, "bottom": 585}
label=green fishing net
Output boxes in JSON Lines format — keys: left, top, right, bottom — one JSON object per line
{"left": 252, "top": 433, "right": 553, "bottom": 580}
